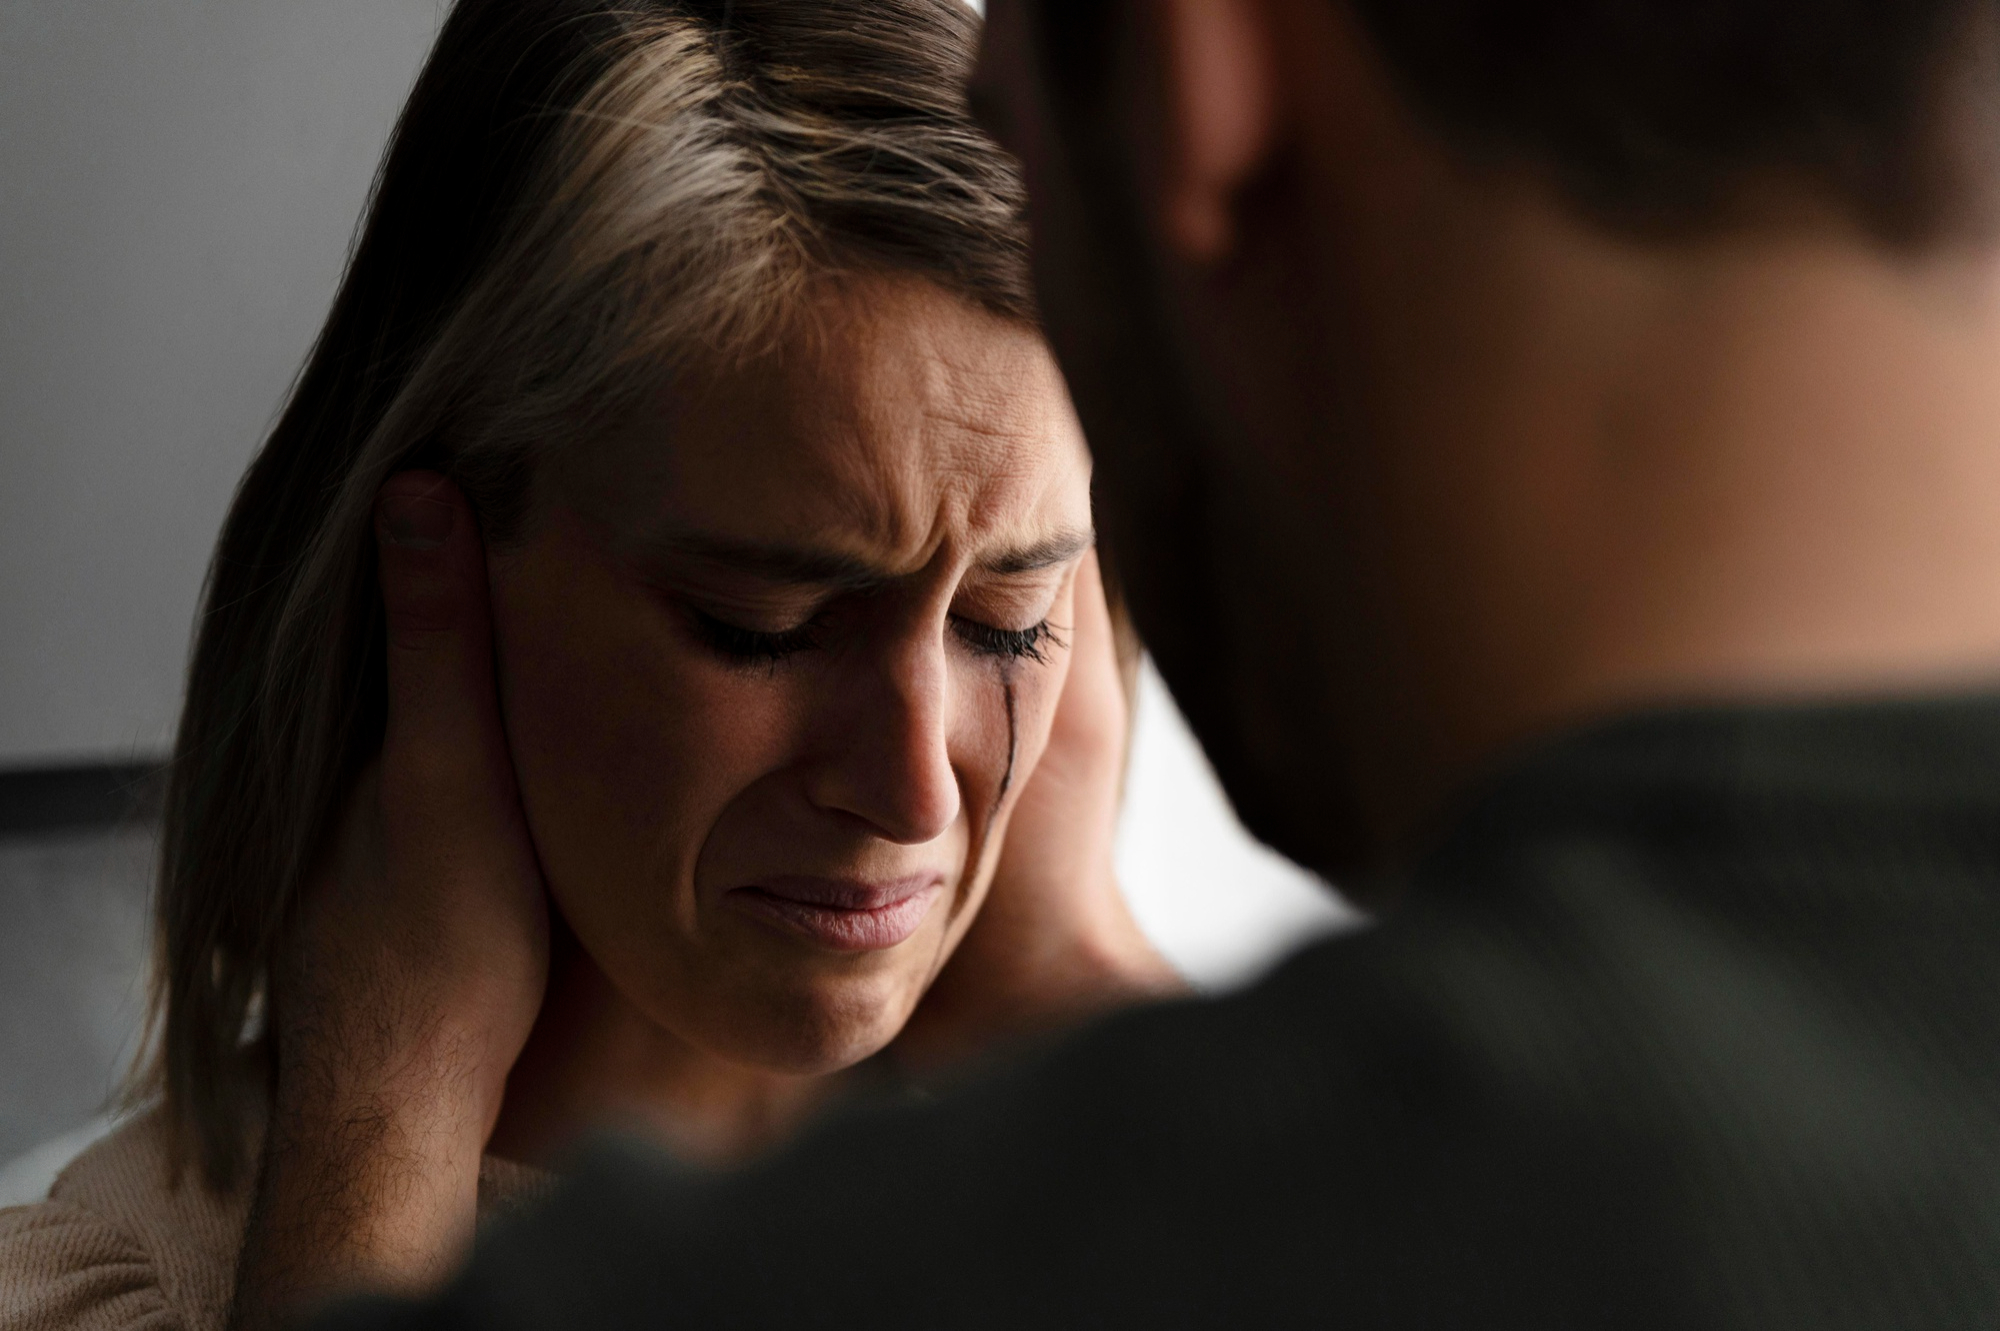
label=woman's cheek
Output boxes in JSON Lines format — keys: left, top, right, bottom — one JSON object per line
{"left": 1013, "top": 659, "right": 1068, "bottom": 786}
{"left": 969, "top": 655, "right": 1066, "bottom": 831}
{"left": 1001, "top": 583, "right": 1082, "bottom": 804}
{"left": 497, "top": 604, "right": 782, "bottom": 943}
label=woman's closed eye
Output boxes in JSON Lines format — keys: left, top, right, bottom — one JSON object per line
{"left": 950, "top": 615, "right": 1065, "bottom": 664}
{"left": 690, "top": 608, "right": 824, "bottom": 663}
{"left": 690, "top": 605, "right": 1065, "bottom": 667}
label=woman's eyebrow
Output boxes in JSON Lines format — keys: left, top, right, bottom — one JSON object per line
{"left": 981, "top": 528, "right": 1094, "bottom": 575}
{"left": 638, "top": 525, "right": 1094, "bottom": 585}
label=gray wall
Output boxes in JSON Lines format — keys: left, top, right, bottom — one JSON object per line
{"left": 0, "top": 0, "right": 442, "bottom": 766}
{"left": 0, "top": 826, "right": 152, "bottom": 1161}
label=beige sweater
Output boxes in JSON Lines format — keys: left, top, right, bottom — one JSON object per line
{"left": 0, "top": 1109, "right": 549, "bottom": 1330}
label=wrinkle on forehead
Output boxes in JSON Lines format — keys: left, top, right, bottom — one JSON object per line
{"left": 580, "top": 272, "right": 1091, "bottom": 575}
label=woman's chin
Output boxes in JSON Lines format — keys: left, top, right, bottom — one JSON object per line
{"left": 669, "top": 969, "right": 929, "bottom": 1077}
{"left": 651, "top": 907, "right": 965, "bottom": 1074}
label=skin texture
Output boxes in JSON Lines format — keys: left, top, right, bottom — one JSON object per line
{"left": 230, "top": 277, "right": 1174, "bottom": 1329}
{"left": 491, "top": 277, "right": 1088, "bottom": 1105}
{"left": 975, "top": 0, "right": 2000, "bottom": 891}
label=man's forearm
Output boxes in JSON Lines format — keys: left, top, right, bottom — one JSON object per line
{"left": 229, "top": 1038, "right": 492, "bottom": 1331}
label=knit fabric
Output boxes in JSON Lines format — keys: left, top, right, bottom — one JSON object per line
{"left": 0, "top": 1106, "right": 550, "bottom": 1330}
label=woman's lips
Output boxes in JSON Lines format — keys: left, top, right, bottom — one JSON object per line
{"left": 725, "top": 874, "right": 943, "bottom": 952}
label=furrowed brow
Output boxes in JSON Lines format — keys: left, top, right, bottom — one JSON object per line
{"left": 982, "top": 528, "right": 1094, "bottom": 575}
{"left": 642, "top": 532, "right": 893, "bottom": 592}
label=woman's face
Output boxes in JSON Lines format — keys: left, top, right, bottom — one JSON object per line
{"left": 487, "top": 276, "right": 1093, "bottom": 1074}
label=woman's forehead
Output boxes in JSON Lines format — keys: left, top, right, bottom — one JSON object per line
{"left": 584, "top": 277, "right": 1091, "bottom": 571}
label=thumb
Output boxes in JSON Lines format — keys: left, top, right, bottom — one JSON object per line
{"left": 372, "top": 471, "right": 521, "bottom": 857}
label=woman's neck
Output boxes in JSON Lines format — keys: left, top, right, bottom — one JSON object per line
{"left": 486, "top": 927, "right": 834, "bottom": 1169}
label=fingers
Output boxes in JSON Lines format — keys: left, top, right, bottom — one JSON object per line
{"left": 1048, "top": 549, "right": 1129, "bottom": 762}
{"left": 1068, "top": 550, "right": 1116, "bottom": 676}
{"left": 373, "top": 472, "right": 519, "bottom": 855}
{"left": 376, "top": 472, "right": 493, "bottom": 752}
{"left": 376, "top": 473, "right": 479, "bottom": 642}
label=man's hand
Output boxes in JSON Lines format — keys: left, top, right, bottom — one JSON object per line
{"left": 231, "top": 474, "right": 550, "bottom": 1330}
{"left": 894, "top": 551, "right": 1183, "bottom": 1071}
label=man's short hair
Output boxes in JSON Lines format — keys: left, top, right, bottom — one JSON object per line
{"left": 1353, "top": 0, "right": 1998, "bottom": 242}
{"left": 1038, "top": 0, "right": 2000, "bottom": 244}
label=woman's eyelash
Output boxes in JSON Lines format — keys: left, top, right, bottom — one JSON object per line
{"left": 691, "top": 610, "right": 823, "bottom": 663}
{"left": 690, "top": 609, "right": 1066, "bottom": 666}
{"left": 951, "top": 616, "right": 1066, "bottom": 664}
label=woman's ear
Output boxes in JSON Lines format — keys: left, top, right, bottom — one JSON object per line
{"left": 1154, "top": 0, "right": 1280, "bottom": 263}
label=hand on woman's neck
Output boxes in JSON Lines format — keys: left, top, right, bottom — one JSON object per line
{"left": 486, "top": 924, "right": 833, "bottom": 1169}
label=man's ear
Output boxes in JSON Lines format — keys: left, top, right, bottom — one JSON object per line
{"left": 1155, "top": 0, "right": 1280, "bottom": 263}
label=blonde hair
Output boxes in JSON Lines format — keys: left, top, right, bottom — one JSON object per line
{"left": 150, "top": 0, "right": 1031, "bottom": 1188}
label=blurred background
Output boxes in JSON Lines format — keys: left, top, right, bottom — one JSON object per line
{"left": 0, "top": 0, "right": 1351, "bottom": 1197}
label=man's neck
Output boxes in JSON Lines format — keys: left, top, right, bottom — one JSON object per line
{"left": 1357, "top": 210, "right": 2000, "bottom": 808}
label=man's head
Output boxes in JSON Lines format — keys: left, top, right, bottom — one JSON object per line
{"left": 976, "top": 0, "right": 2000, "bottom": 892}
{"left": 1349, "top": 0, "right": 2000, "bottom": 243}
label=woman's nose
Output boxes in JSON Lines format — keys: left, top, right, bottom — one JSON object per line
{"left": 806, "top": 632, "right": 962, "bottom": 844}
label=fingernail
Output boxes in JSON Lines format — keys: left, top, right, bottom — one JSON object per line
{"left": 378, "top": 494, "right": 455, "bottom": 549}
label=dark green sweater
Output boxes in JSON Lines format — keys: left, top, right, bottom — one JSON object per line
{"left": 330, "top": 698, "right": 2000, "bottom": 1327}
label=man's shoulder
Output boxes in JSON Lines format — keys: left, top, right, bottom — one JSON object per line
{"left": 449, "top": 925, "right": 1682, "bottom": 1327}
{"left": 321, "top": 701, "right": 2000, "bottom": 1329}
{"left": 435, "top": 862, "right": 2000, "bottom": 1328}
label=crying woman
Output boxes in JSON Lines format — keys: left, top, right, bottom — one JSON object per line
{"left": 0, "top": 3, "right": 1178, "bottom": 1328}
